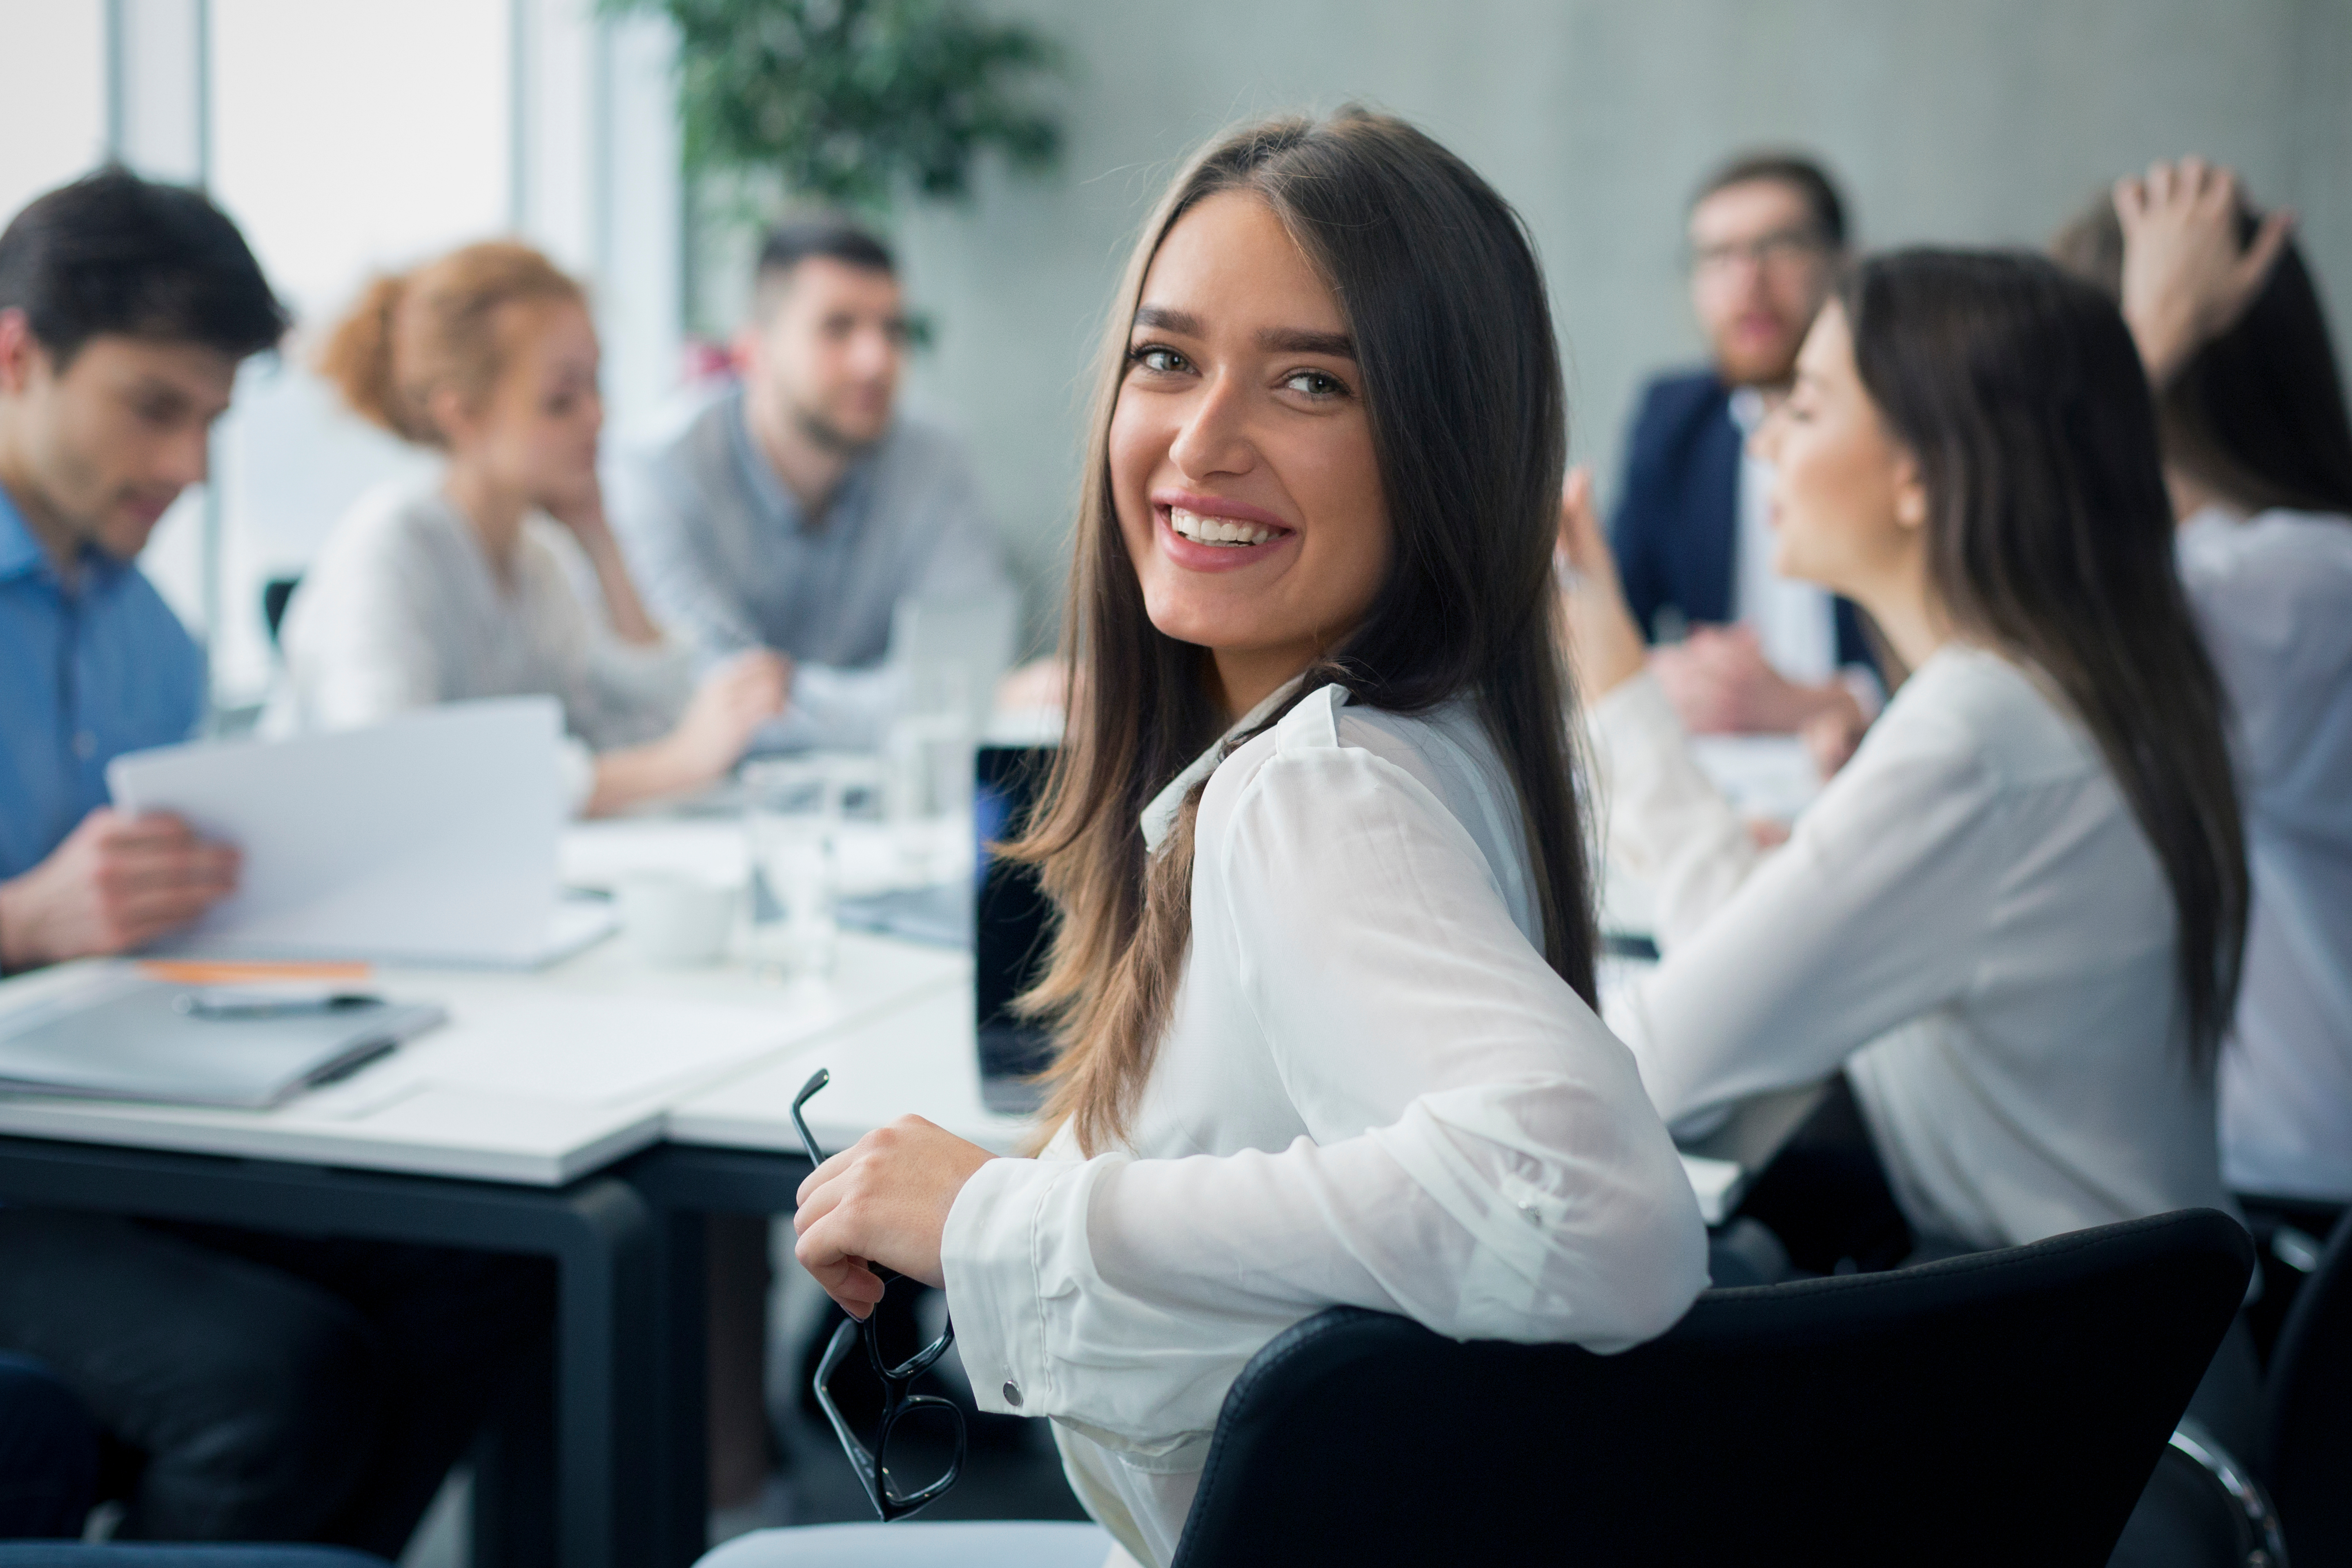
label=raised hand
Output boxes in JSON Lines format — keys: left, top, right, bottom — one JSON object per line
{"left": 2114, "top": 156, "right": 2295, "bottom": 386}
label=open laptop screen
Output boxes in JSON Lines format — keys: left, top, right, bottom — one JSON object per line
{"left": 974, "top": 746, "right": 1057, "bottom": 1113}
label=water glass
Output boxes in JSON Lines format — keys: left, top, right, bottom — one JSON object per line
{"left": 886, "top": 666, "right": 975, "bottom": 884}
{"left": 744, "top": 757, "right": 842, "bottom": 977}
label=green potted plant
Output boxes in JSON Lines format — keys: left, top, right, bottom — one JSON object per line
{"left": 606, "top": 0, "right": 1067, "bottom": 213}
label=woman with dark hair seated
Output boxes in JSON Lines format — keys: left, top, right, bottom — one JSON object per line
{"left": 1559, "top": 248, "right": 2249, "bottom": 1276}
{"left": 711, "top": 108, "right": 1709, "bottom": 1568}
{"left": 2054, "top": 160, "right": 2352, "bottom": 1227}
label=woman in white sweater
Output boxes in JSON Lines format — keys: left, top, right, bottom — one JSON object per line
{"left": 715, "top": 112, "right": 1708, "bottom": 1568}
{"left": 2056, "top": 160, "right": 2352, "bottom": 1211}
{"left": 1558, "top": 249, "right": 2250, "bottom": 1263}
{"left": 281, "top": 241, "right": 785, "bottom": 816}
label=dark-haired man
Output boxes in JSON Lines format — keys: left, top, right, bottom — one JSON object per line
{"left": 1612, "top": 152, "right": 1879, "bottom": 751}
{"left": 613, "top": 217, "right": 1008, "bottom": 750}
{"left": 0, "top": 169, "right": 546, "bottom": 1553}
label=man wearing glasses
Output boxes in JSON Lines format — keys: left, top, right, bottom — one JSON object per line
{"left": 1608, "top": 152, "right": 1880, "bottom": 760}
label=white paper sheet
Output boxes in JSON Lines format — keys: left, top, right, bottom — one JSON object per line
{"left": 109, "top": 698, "right": 575, "bottom": 967}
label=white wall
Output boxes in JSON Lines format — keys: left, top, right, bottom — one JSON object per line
{"left": 0, "top": 7, "right": 105, "bottom": 220}
{"left": 2, "top": 0, "right": 688, "bottom": 705}
{"left": 856, "top": 0, "right": 2352, "bottom": 647}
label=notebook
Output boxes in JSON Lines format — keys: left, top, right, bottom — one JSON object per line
{"left": 0, "top": 967, "right": 442, "bottom": 1109}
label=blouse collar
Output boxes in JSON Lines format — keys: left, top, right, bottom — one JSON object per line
{"left": 1138, "top": 674, "right": 1311, "bottom": 852}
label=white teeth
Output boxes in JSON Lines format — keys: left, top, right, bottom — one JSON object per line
{"left": 1169, "top": 507, "right": 1279, "bottom": 547}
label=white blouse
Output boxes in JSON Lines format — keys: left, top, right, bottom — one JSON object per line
{"left": 276, "top": 482, "right": 691, "bottom": 810}
{"left": 942, "top": 683, "right": 1708, "bottom": 1568}
{"left": 2180, "top": 507, "right": 2352, "bottom": 1201}
{"left": 1592, "top": 646, "right": 2234, "bottom": 1253}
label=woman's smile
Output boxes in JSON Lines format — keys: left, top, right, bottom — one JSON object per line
{"left": 1153, "top": 488, "right": 1298, "bottom": 573}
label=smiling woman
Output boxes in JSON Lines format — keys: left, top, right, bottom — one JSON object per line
{"left": 779, "top": 109, "right": 1707, "bottom": 1568}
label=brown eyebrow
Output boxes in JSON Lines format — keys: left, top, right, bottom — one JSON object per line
{"left": 1131, "top": 304, "right": 1203, "bottom": 336}
{"left": 1255, "top": 326, "right": 1355, "bottom": 359}
{"left": 1129, "top": 306, "right": 1356, "bottom": 362}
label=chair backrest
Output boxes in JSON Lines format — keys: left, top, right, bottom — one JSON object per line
{"left": 1172, "top": 1208, "right": 2252, "bottom": 1568}
{"left": 2264, "top": 1202, "right": 2352, "bottom": 1567}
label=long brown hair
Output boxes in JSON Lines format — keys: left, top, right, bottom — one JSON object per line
{"left": 1010, "top": 109, "right": 1595, "bottom": 1154}
{"left": 2053, "top": 195, "right": 2352, "bottom": 518}
{"left": 1840, "top": 250, "right": 2248, "bottom": 1066}
{"left": 316, "top": 240, "right": 584, "bottom": 447}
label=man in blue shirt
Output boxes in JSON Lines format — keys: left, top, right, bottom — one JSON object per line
{"left": 0, "top": 207, "right": 242, "bottom": 966}
{"left": 0, "top": 169, "right": 546, "bottom": 1555}
{"left": 1610, "top": 153, "right": 1880, "bottom": 763}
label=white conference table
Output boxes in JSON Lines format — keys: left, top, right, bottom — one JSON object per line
{"left": 0, "top": 931, "right": 967, "bottom": 1185}
{"left": 0, "top": 814, "right": 974, "bottom": 1568}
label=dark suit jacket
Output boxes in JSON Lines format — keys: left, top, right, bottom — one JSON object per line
{"left": 1610, "top": 368, "right": 1874, "bottom": 672}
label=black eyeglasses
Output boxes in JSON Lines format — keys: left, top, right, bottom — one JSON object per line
{"left": 791, "top": 1068, "right": 968, "bottom": 1521}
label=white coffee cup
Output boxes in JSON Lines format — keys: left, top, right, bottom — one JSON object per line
{"left": 615, "top": 872, "right": 737, "bottom": 968}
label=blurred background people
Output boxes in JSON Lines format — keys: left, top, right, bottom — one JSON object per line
{"left": 1560, "top": 251, "right": 2248, "bottom": 1297}
{"left": 277, "top": 240, "right": 786, "bottom": 816}
{"left": 0, "top": 169, "right": 547, "bottom": 1557}
{"left": 1609, "top": 152, "right": 1880, "bottom": 767}
{"left": 0, "top": 168, "right": 254, "bottom": 972}
{"left": 610, "top": 218, "right": 1010, "bottom": 751}
{"left": 2056, "top": 160, "right": 2352, "bottom": 1222}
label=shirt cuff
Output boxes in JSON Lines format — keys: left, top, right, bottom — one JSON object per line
{"left": 941, "top": 1154, "right": 1088, "bottom": 1419}
{"left": 1586, "top": 668, "right": 1687, "bottom": 773}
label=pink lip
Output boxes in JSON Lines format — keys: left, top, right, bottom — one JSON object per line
{"left": 1152, "top": 498, "right": 1297, "bottom": 574}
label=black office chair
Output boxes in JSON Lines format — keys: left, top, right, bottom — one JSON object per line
{"left": 2261, "top": 1200, "right": 2352, "bottom": 1564}
{"left": 1171, "top": 1208, "right": 2252, "bottom": 1568}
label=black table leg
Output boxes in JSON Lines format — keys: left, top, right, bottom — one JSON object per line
{"left": 621, "top": 1143, "right": 815, "bottom": 1568}
{"left": 0, "top": 1136, "right": 661, "bottom": 1568}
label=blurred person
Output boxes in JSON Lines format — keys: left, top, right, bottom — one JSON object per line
{"left": 1610, "top": 152, "right": 1878, "bottom": 762}
{"left": 1559, "top": 251, "right": 2247, "bottom": 1285}
{"left": 279, "top": 241, "right": 786, "bottom": 816}
{"left": 0, "top": 168, "right": 549, "bottom": 1556}
{"left": 2056, "top": 160, "right": 2352, "bottom": 1214}
{"left": 609, "top": 218, "right": 1011, "bottom": 750}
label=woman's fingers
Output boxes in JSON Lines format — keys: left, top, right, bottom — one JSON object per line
{"left": 2236, "top": 207, "right": 2296, "bottom": 298}
{"left": 1556, "top": 465, "right": 1611, "bottom": 572}
{"left": 801, "top": 1250, "right": 886, "bottom": 1320}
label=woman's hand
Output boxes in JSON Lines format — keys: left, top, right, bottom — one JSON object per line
{"left": 1555, "top": 466, "right": 1650, "bottom": 702}
{"left": 666, "top": 651, "right": 792, "bottom": 782}
{"left": 794, "top": 1116, "right": 999, "bottom": 1318}
{"left": 2115, "top": 156, "right": 2294, "bottom": 387}
{"left": 583, "top": 651, "right": 790, "bottom": 816}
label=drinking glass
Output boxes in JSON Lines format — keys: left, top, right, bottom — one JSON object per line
{"left": 886, "top": 666, "right": 975, "bottom": 885}
{"left": 744, "top": 757, "right": 842, "bottom": 977}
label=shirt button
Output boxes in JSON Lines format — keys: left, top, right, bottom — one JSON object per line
{"left": 73, "top": 731, "right": 97, "bottom": 760}
{"left": 1001, "top": 1381, "right": 1024, "bottom": 1408}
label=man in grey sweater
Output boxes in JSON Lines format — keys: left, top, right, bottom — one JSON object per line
{"left": 611, "top": 218, "right": 1009, "bottom": 751}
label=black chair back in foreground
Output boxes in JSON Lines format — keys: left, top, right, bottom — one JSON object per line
{"left": 2265, "top": 1201, "right": 2352, "bottom": 1566}
{"left": 1172, "top": 1208, "right": 2252, "bottom": 1568}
